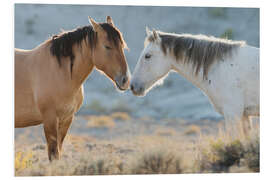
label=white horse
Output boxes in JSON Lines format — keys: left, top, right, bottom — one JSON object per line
{"left": 130, "top": 28, "right": 259, "bottom": 135}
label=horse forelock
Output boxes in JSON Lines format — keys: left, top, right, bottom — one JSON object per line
{"left": 100, "top": 23, "right": 128, "bottom": 49}
{"left": 146, "top": 31, "right": 246, "bottom": 79}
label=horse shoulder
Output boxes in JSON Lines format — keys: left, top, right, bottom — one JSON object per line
{"left": 204, "top": 46, "right": 259, "bottom": 118}
{"left": 203, "top": 58, "right": 244, "bottom": 116}
{"left": 75, "top": 85, "right": 84, "bottom": 112}
{"left": 53, "top": 85, "right": 84, "bottom": 118}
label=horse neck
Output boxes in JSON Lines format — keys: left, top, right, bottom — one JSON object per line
{"left": 170, "top": 55, "right": 206, "bottom": 91}
{"left": 69, "top": 41, "right": 94, "bottom": 90}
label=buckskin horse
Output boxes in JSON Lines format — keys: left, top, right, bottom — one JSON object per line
{"left": 15, "top": 16, "right": 130, "bottom": 161}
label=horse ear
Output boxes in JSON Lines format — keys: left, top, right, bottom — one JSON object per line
{"left": 146, "top": 26, "right": 151, "bottom": 36}
{"left": 153, "top": 30, "right": 159, "bottom": 40}
{"left": 88, "top": 16, "right": 102, "bottom": 32}
{"left": 106, "top": 16, "right": 114, "bottom": 26}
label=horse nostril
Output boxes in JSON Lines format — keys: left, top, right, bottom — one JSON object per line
{"left": 130, "top": 84, "right": 134, "bottom": 91}
{"left": 139, "top": 87, "right": 144, "bottom": 92}
{"left": 122, "top": 76, "right": 127, "bottom": 85}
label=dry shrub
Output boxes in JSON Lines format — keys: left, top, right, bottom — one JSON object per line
{"left": 111, "top": 112, "right": 131, "bottom": 121}
{"left": 111, "top": 100, "right": 132, "bottom": 113}
{"left": 86, "top": 115, "right": 115, "bottom": 128}
{"left": 198, "top": 130, "right": 259, "bottom": 173}
{"left": 22, "top": 160, "right": 77, "bottom": 176}
{"left": 131, "top": 150, "right": 183, "bottom": 174}
{"left": 154, "top": 127, "right": 176, "bottom": 136}
{"left": 244, "top": 136, "right": 260, "bottom": 172}
{"left": 87, "top": 99, "right": 107, "bottom": 113}
{"left": 73, "top": 158, "right": 124, "bottom": 175}
{"left": 184, "top": 125, "right": 201, "bottom": 135}
{"left": 200, "top": 139, "right": 244, "bottom": 172}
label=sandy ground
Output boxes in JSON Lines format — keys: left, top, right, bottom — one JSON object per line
{"left": 14, "top": 5, "right": 259, "bottom": 172}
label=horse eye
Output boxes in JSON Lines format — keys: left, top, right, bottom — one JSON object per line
{"left": 105, "top": 45, "right": 112, "bottom": 50}
{"left": 145, "top": 53, "right": 151, "bottom": 59}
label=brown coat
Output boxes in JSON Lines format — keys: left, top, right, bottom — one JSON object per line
{"left": 15, "top": 16, "right": 130, "bottom": 161}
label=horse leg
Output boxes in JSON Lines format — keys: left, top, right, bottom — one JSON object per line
{"left": 59, "top": 116, "right": 74, "bottom": 153}
{"left": 224, "top": 115, "right": 239, "bottom": 138}
{"left": 242, "top": 115, "right": 252, "bottom": 136}
{"left": 223, "top": 107, "right": 244, "bottom": 138}
{"left": 43, "top": 112, "right": 60, "bottom": 161}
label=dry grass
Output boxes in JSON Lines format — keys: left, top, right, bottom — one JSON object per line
{"left": 85, "top": 112, "right": 131, "bottom": 128}
{"left": 15, "top": 151, "right": 33, "bottom": 172}
{"left": 15, "top": 120, "right": 259, "bottom": 176}
{"left": 184, "top": 125, "right": 201, "bottom": 135}
{"left": 154, "top": 127, "right": 177, "bottom": 136}
{"left": 86, "top": 115, "right": 115, "bottom": 129}
{"left": 86, "top": 99, "right": 107, "bottom": 113}
{"left": 110, "top": 100, "right": 132, "bottom": 113}
{"left": 111, "top": 112, "right": 131, "bottom": 121}
{"left": 73, "top": 158, "right": 125, "bottom": 175}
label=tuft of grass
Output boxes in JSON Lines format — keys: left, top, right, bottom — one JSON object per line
{"left": 184, "top": 125, "right": 201, "bottom": 135}
{"left": 15, "top": 151, "right": 33, "bottom": 172}
{"left": 87, "top": 99, "right": 107, "bottom": 113}
{"left": 154, "top": 127, "right": 176, "bottom": 137}
{"left": 111, "top": 112, "right": 131, "bottom": 121}
{"left": 132, "top": 150, "right": 183, "bottom": 174}
{"left": 111, "top": 100, "right": 132, "bottom": 113}
{"left": 86, "top": 115, "right": 115, "bottom": 129}
{"left": 32, "top": 144, "right": 45, "bottom": 151}
{"left": 220, "top": 28, "right": 234, "bottom": 40}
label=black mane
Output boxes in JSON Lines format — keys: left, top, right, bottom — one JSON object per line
{"left": 50, "top": 23, "right": 124, "bottom": 76}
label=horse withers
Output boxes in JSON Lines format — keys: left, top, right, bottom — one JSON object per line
{"left": 15, "top": 16, "right": 130, "bottom": 161}
{"left": 131, "top": 28, "right": 259, "bottom": 136}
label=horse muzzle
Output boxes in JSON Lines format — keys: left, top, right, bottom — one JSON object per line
{"left": 115, "top": 74, "right": 130, "bottom": 91}
{"left": 130, "top": 81, "right": 146, "bottom": 96}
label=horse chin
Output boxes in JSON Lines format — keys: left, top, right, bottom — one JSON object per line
{"left": 131, "top": 90, "right": 146, "bottom": 97}
{"left": 132, "top": 79, "right": 162, "bottom": 96}
{"left": 115, "top": 82, "right": 128, "bottom": 92}
{"left": 131, "top": 86, "right": 147, "bottom": 96}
